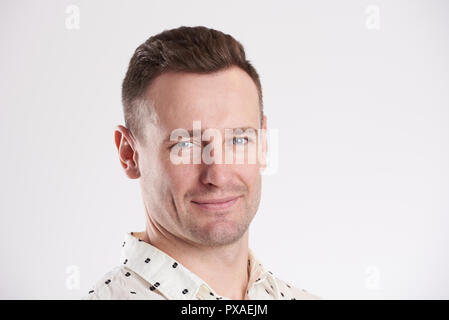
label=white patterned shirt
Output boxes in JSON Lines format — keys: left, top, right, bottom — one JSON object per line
{"left": 83, "top": 232, "right": 321, "bottom": 300}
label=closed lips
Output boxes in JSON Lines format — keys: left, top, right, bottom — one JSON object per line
{"left": 191, "top": 196, "right": 240, "bottom": 204}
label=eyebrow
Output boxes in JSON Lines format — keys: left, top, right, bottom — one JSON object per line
{"left": 163, "top": 126, "right": 259, "bottom": 142}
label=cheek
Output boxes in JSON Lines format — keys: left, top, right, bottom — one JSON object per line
{"left": 243, "top": 162, "right": 261, "bottom": 178}
{"left": 237, "top": 165, "right": 261, "bottom": 191}
{"left": 164, "top": 163, "right": 198, "bottom": 196}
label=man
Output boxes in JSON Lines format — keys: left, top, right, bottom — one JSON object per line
{"left": 84, "top": 26, "right": 320, "bottom": 300}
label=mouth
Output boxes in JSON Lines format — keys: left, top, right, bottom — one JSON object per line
{"left": 191, "top": 195, "right": 241, "bottom": 211}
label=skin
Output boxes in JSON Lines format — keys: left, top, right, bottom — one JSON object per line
{"left": 114, "top": 65, "right": 267, "bottom": 299}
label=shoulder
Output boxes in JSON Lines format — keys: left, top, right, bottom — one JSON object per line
{"left": 82, "top": 266, "right": 147, "bottom": 300}
{"left": 273, "top": 276, "right": 322, "bottom": 300}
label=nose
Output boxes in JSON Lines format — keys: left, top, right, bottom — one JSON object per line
{"left": 199, "top": 162, "right": 232, "bottom": 188}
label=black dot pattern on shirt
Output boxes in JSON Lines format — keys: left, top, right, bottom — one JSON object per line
{"left": 88, "top": 290, "right": 94, "bottom": 294}
{"left": 117, "top": 236, "right": 298, "bottom": 300}
{"left": 105, "top": 279, "right": 111, "bottom": 285}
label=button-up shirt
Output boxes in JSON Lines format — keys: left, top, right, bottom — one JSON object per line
{"left": 83, "top": 232, "right": 321, "bottom": 300}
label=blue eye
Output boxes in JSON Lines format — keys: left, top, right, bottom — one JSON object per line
{"left": 175, "top": 141, "right": 193, "bottom": 149}
{"left": 233, "top": 137, "right": 248, "bottom": 145}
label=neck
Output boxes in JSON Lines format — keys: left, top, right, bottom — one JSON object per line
{"left": 137, "top": 218, "right": 250, "bottom": 300}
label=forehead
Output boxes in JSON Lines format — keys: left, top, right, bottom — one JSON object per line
{"left": 144, "top": 66, "right": 260, "bottom": 135}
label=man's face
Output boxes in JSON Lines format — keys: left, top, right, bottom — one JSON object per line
{"left": 135, "top": 66, "right": 267, "bottom": 247}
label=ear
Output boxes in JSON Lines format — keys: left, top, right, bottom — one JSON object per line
{"left": 259, "top": 115, "right": 268, "bottom": 173}
{"left": 114, "top": 125, "right": 141, "bottom": 179}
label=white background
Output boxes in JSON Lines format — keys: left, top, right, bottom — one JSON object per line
{"left": 0, "top": 0, "right": 448, "bottom": 299}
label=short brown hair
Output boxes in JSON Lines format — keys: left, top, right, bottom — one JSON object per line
{"left": 121, "top": 25, "right": 264, "bottom": 142}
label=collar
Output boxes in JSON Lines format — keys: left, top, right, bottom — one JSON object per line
{"left": 120, "top": 232, "right": 278, "bottom": 300}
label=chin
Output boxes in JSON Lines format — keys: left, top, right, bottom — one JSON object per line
{"left": 189, "top": 222, "right": 248, "bottom": 247}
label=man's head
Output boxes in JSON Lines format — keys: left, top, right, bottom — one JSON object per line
{"left": 115, "top": 26, "right": 267, "bottom": 248}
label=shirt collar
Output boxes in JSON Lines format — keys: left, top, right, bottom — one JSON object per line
{"left": 120, "top": 232, "right": 278, "bottom": 300}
